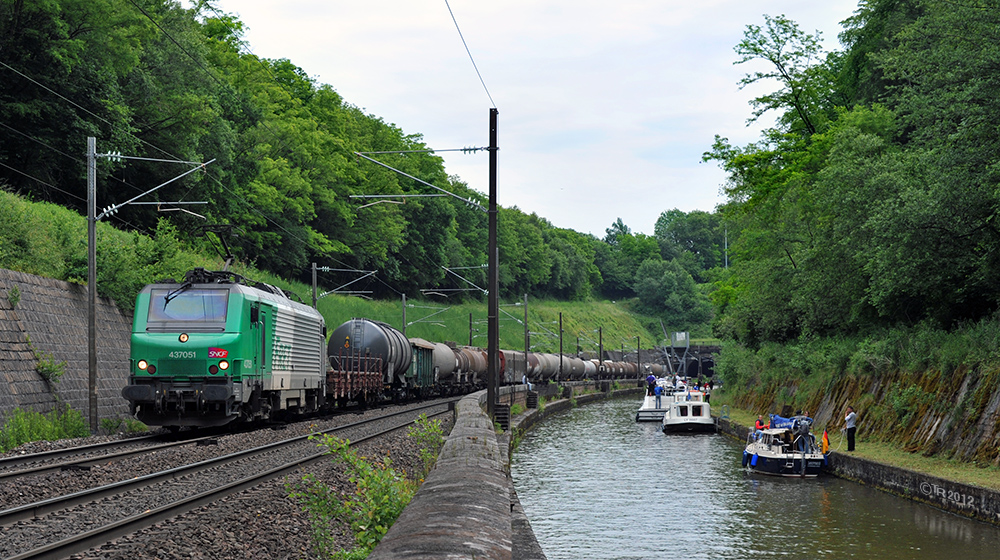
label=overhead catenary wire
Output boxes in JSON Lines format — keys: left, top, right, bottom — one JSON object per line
{"left": 0, "top": 16, "right": 328, "bottom": 279}
{"left": 444, "top": 0, "right": 496, "bottom": 109}
{"left": 3, "top": 4, "right": 484, "bottom": 298}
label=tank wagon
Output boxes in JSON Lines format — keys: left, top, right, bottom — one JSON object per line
{"left": 123, "top": 269, "right": 677, "bottom": 428}
{"left": 327, "top": 318, "right": 412, "bottom": 404}
{"left": 123, "top": 268, "right": 327, "bottom": 428}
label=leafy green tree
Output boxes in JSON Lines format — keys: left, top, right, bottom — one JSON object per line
{"left": 497, "top": 208, "right": 551, "bottom": 296}
{"left": 595, "top": 218, "right": 660, "bottom": 299}
{"left": 836, "top": 0, "right": 922, "bottom": 105}
{"left": 0, "top": 0, "right": 150, "bottom": 209}
{"left": 633, "top": 258, "right": 712, "bottom": 329}
{"left": 653, "top": 209, "right": 725, "bottom": 281}
{"left": 734, "top": 13, "right": 833, "bottom": 135}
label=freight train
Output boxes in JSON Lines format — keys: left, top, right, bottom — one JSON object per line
{"left": 121, "top": 268, "right": 663, "bottom": 429}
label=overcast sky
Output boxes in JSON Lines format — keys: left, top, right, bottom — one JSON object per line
{"left": 200, "top": 0, "right": 860, "bottom": 237}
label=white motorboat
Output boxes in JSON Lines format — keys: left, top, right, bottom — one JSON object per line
{"left": 635, "top": 380, "right": 678, "bottom": 422}
{"left": 743, "top": 414, "right": 825, "bottom": 477}
{"left": 660, "top": 390, "right": 717, "bottom": 433}
{"left": 635, "top": 394, "right": 669, "bottom": 422}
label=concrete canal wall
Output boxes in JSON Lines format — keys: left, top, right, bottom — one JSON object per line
{"left": 370, "top": 381, "right": 642, "bottom": 560}
{"left": 717, "top": 416, "right": 1000, "bottom": 527}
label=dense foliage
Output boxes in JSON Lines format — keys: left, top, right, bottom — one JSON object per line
{"left": 705, "top": 1, "right": 1000, "bottom": 347}
{"left": 0, "top": 0, "right": 719, "bottom": 335}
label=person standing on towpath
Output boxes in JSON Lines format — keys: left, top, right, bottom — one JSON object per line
{"left": 844, "top": 406, "right": 857, "bottom": 451}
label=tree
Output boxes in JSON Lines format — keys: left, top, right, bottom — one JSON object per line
{"left": 632, "top": 259, "right": 712, "bottom": 330}
{"left": 653, "top": 209, "right": 725, "bottom": 281}
{"left": 734, "top": 14, "right": 832, "bottom": 135}
{"left": 595, "top": 219, "right": 659, "bottom": 299}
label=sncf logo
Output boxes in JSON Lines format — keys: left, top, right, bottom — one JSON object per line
{"left": 208, "top": 347, "right": 229, "bottom": 358}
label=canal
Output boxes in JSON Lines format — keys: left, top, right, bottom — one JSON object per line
{"left": 511, "top": 397, "right": 1000, "bottom": 559}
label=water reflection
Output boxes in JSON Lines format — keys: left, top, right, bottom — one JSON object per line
{"left": 511, "top": 398, "right": 1000, "bottom": 560}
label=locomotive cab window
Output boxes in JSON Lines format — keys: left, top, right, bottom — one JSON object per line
{"left": 146, "top": 288, "right": 229, "bottom": 332}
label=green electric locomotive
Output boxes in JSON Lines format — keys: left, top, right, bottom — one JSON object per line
{"left": 122, "top": 268, "right": 327, "bottom": 428}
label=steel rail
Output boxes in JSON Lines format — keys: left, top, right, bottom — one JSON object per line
{"left": 0, "top": 399, "right": 453, "bottom": 527}
{"left": 6, "top": 403, "right": 453, "bottom": 560}
{"left": 0, "top": 434, "right": 221, "bottom": 482}
{"left": 0, "top": 434, "right": 163, "bottom": 471}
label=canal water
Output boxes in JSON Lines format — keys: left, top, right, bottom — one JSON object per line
{"left": 511, "top": 397, "right": 1000, "bottom": 559}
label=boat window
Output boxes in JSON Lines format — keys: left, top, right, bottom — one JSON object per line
{"left": 692, "top": 405, "right": 703, "bottom": 416}
{"left": 146, "top": 288, "right": 229, "bottom": 332}
{"left": 677, "top": 405, "right": 688, "bottom": 417}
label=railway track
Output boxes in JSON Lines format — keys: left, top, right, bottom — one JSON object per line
{"left": 0, "top": 399, "right": 456, "bottom": 560}
{"left": 0, "top": 433, "right": 224, "bottom": 483}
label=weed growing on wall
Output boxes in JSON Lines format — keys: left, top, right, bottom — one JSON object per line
{"left": 6, "top": 284, "right": 20, "bottom": 308}
{"left": 24, "top": 335, "right": 66, "bottom": 384}
{"left": 289, "top": 434, "right": 416, "bottom": 559}
{"left": 407, "top": 413, "right": 444, "bottom": 480}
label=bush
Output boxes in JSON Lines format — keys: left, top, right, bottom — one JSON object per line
{"left": 289, "top": 434, "right": 417, "bottom": 559}
{"left": 0, "top": 406, "right": 90, "bottom": 453}
{"left": 407, "top": 413, "right": 444, "bottom": 480}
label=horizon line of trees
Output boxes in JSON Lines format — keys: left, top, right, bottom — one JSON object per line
{"left": 0, "top": 0, "right": 723, "bottom": 335}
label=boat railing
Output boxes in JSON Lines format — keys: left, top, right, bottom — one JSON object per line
{"left": 791, "top": 434, "right": 818, "bottom": 454}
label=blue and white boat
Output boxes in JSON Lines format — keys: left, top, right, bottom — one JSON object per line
{"left": 743, "top": 414, "right": 825, "bottom": 477}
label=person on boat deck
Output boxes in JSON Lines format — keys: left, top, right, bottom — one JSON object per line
{"left": 792, "top": 413, "right": 813, "bottom": 451}
{"left": 654, "top": 384, "right": 663, "bottom": 408}
{"left": 704, "top": 386, "right": 711, "bottom": 403}
{"left": 755, "top": 415, "right": 766, "bottom": 431}
{"left": 646, "top": 374, "right": 656, "bottom": 396}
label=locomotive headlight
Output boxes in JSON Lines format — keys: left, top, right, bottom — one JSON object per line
{"left": 137, "top": 360, "right": 148, "bottom": 370}
{"left": 179, "top": 333, "right": 189, "bottom": 343}
{"left": 209, "top": 365, "right": 219, "bottom": 374}
{"left": 219, "top": 360, "right": 229, "bottom": 370}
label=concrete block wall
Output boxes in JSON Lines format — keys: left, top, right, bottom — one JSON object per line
{"left": 0, "top": 269, "right": 132, "bottom": 427}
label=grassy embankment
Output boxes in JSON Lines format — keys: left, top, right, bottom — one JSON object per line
{"left": 711, "top": 327, "right": 1000, "bottom": 492}
{"left": 0, "top": 188, "right": 661, "bottom": 446}
{"left": 0, "top": 188, "right": 661, "bottom": 348}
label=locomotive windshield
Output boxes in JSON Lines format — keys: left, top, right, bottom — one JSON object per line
{"left": 146, "top": 288, "right": 229, "bottom": 332}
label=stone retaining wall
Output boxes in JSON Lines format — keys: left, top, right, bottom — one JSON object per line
{"left": 0, "top": 269, "right": 132, "bottom": 426}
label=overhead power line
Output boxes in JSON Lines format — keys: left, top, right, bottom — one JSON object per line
{"left": 444, "top": 0, "right": 496, "bottom": 108}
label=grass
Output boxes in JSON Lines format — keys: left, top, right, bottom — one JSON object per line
{"left": 848, "top": 442, "right": 1000, "bottom": 492}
